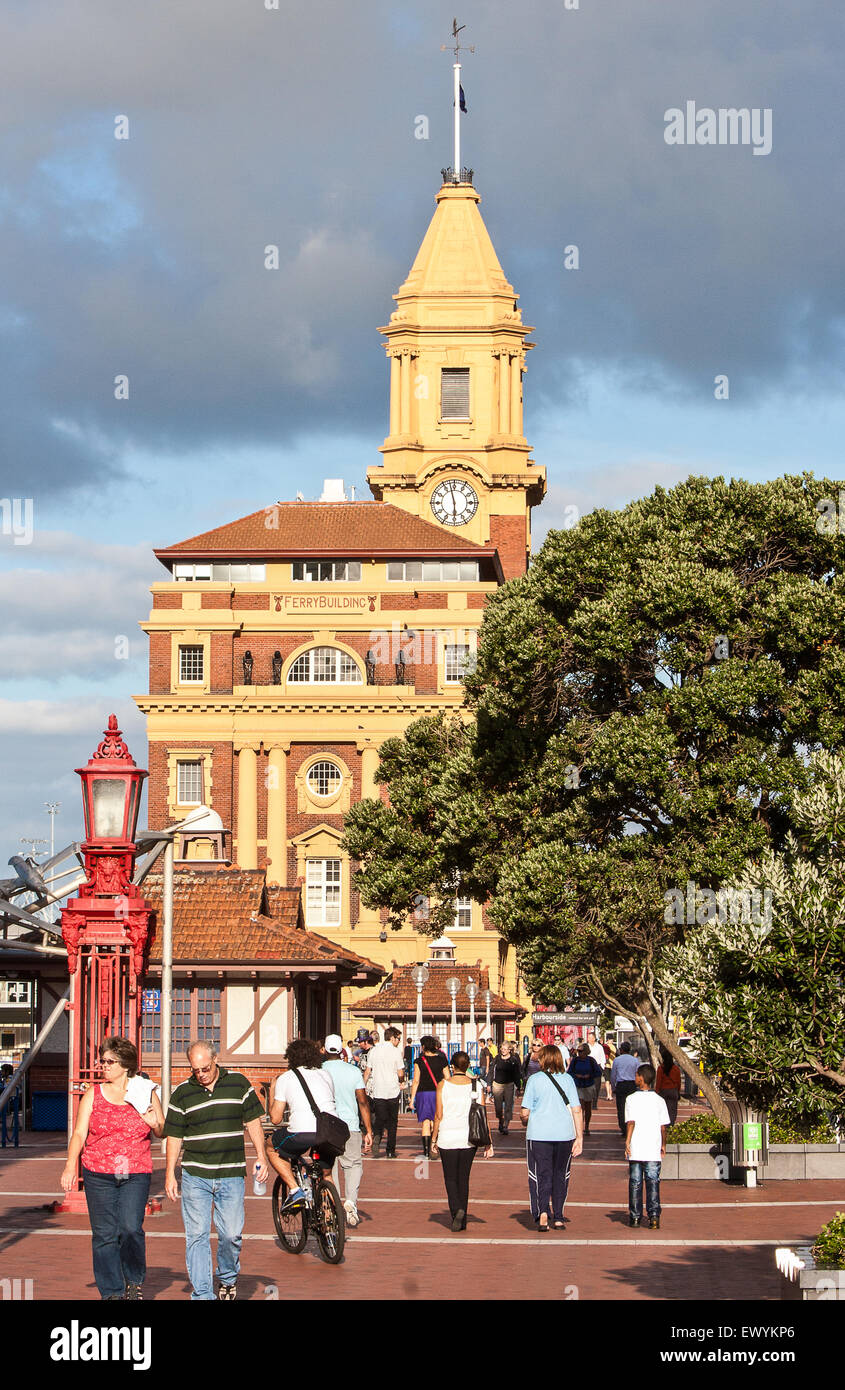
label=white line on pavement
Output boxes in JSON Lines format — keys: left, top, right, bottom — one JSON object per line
{"left": 0, "top": 1228, "right": 804, "bottom": 1247}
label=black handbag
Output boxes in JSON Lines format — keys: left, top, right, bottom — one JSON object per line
{"left": 467, "top": 1079, "right": 491, "bottom": 1148}
{"left": 291, "top": 1067, "right": 350, "bottom": 1159}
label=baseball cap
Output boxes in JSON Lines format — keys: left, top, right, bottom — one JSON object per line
{"left": 324, "top": 1034, "right": 344, "bottom": 1054}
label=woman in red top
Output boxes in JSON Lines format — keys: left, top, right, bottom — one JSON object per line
{"left": 655, "top": 1048, "right": 682, "bottom": 1127}
{"left": 61, "top": 1036, "right": 164, "bottom": 1300}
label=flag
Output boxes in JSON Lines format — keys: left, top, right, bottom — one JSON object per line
{"left": 459, "top": 85, "right": 467, "bottom": 114}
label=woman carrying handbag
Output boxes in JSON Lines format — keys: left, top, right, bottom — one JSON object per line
{"left": 430, "top": 1051, "right": 494, "bottom": 1231}
{"left": 521, "top": 1044, "right": 583, "bottom": 1231}
{"left": 408, "top": 1035, "right": 450, "bottom": 1157}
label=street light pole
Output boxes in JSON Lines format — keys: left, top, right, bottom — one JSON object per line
{"left": 482, "top": 988, "right": 492, "bottom": 1040}
{"left": 45, "top": 803, "right": 61, "bottom": 860}
{"left": 410, "top": 962, "right": 429, "bottom": 1047}
{"left": 466, "top": 978, "right": 478, "bottom": 1047}
{"left": 445, "top": 976, "right": 460, "bottom": 1051}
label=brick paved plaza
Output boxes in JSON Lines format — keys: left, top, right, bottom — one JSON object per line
{"left": 2, "top": 1096, "right": 840, "bottom": 1302}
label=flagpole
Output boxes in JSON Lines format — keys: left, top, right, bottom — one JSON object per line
{"left": 453, "top": 62, "right": 461, "bottom": 175}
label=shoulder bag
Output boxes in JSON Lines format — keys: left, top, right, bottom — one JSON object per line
{"left": 290, "top": 1067, "right": 350, "bottom": 1160}
{"left": 467, "top": 1078, "right": 491, "bottom": 1148}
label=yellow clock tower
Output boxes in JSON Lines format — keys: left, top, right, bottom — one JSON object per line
{"left": 368, "top": 173, "right": 546, "bottom": 579}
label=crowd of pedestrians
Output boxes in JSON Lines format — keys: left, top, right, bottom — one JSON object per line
{"left": 61, "top": 1025, "right": 680, "bottom": 1298}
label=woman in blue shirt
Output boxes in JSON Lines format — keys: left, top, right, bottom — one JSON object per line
{"left": 520, "top": 1045, "right": 583, "bottom": 1231}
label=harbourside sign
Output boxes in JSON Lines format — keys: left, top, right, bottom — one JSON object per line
{"left": 531, "top": 1011, "right": 599, "bottom": 1027}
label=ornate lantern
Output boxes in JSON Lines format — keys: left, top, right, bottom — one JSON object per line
{"left": 56, "top": 717, "right": 153, "bottom": 1212}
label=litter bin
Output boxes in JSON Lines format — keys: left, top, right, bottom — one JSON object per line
{"left": 725, "top": 1097, "right": 768, "bottom": 1186}
{"left": 31, "top": 1091, "right": 68, "bottom": 1131}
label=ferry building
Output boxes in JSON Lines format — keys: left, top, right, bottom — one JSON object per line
{"left": 136, "top": 166, "right": 546, "bottom": 1044}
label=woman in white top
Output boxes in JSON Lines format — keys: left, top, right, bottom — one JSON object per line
{"left": 268, "top": 1038, "right": 338, "bottom": 1210}
{"left": 430, "top": 1050, "right": 494, "bottom": 1231}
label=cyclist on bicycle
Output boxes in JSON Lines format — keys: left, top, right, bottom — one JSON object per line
{"left": 268, "top": 1038, "right": 339, "bottom": 1210}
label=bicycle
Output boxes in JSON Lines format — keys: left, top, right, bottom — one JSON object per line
{"left": 271, "top": 1152, "right": 346, "bottom": 1264}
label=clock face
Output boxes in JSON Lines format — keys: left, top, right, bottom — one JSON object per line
{"left": 430, "top": 478, "right": 479, "bottom": 527}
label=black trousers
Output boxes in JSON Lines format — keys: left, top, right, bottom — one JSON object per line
{"left": 615, "top": 1081, "right": 637, "bottom": 1133}
{"left": 372, "top": 1096, "right": 400, "bottom": 1153}
{"left": 439, "top": 1146, "right": 476, "bottom": 1220}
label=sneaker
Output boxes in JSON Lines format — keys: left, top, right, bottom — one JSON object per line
{"left": 124, "top": 1283, "right": 143, "bottom": 1301}
{"left": 450, "top": 1209, "right": 466, "bottom": 1232}
{"left": 343, "top": 1200, "right": 360, "bottom": 1227}
{"left": 217, "top": 1283, "right": 237, "bottom": 1301}
{"left": 648, "top": 1215, "right": 660, "bottom": 1229}
{"left": 629, "top": 1217, "right": 641, "bottom": 1227}
{"left": 280, "top": 1185, "right": 307, "bottom": 1211}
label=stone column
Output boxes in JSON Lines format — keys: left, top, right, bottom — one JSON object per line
{"left": 266, "top": 745, "right": 288, "bottom": 885}
{"left": 509, "top": 353, "right": 521, "bottom": 437}
{"left": 497, "top": 351, "right": 510, "bottom": 434}
{"left": 236, "top": 746, "right": 258, "bottom": 870}
{"left": 400, "top": 349, "right": 411, "bottom": 435}
{"left": 389, "top": 352, "right": 401, "bottom": 436}
{"left": 361, "top": 746, "right": 380, "bottom": 800}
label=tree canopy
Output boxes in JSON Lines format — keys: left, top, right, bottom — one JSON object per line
{"left": 343, "top": 474, "right": 845, "bottom": 1117}
{"left": 660, "top": 749, "right": 845, "bottom": 1129}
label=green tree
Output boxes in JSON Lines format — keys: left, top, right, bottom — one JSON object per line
{"left": 343, "top": 475, "right": 845, "bottom": 1123}
{"left": 659, "top": 750, "right": 845, "bottom": 1129}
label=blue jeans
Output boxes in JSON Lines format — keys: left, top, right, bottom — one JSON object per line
{"left": 180, "top": 1171, "right": 245, "bottom": 1301}
{"left": 82, "top": 1168, "right": 151, "bottom": 1299}
{"left": 628, "top": 1160, "right": 661, "bottom": 1220}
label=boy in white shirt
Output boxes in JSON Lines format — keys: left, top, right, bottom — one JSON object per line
{"left": 624, "top": 1064, "right": 670, "bottom": 1229}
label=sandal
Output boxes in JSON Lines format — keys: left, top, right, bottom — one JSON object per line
{"left": 538, "top": 1215, "right": 549, "bottom": 1231}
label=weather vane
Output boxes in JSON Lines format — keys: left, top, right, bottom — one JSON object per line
{"left": 441, "top": 18, "right": 474, "bottom": 61}
{"left": 440, "top": 20, "right": 474, "bottom": 181}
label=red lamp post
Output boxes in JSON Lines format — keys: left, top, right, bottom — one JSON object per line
{"left": 54, "top": 716, "right": 153, "bottom": 1212}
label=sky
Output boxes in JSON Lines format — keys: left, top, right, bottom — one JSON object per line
{"left": 1, "top": 0, "right": 843, "bottom": 852}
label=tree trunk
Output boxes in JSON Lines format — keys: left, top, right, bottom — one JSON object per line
{"left": 637, "top": 994, "right": 731, "bottom": 1127}
{"left": 587, "top": 965, "right": 731, "bottom": 1127}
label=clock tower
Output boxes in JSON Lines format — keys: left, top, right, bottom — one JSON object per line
{"left": 366, "top": 172, "right": 546, "bottom": 579}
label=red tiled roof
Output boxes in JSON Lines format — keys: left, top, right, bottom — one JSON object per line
{"left": 142, "top": 868, "right": 381, "bottom": 978}
{"left": 351, "top": 961, "right": 525, "bottom": 1018}
{"left": 154, "top": 502, "right": 498, "bottom": 562}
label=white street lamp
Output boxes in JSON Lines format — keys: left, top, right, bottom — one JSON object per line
{"left": 45, "top": 802, "right": 61, "bottom": 860}
{"left": 466, "top": 977, "right": 478, "bottom": 1044}
{"left": 410, "top": 962, "right": 429, "bottom": 1044}
{"left": 445, "top": 975, "right": 461, "bottom": 1048}
{"left": 482, "top": 987, "right": 492, "bottom": 1039}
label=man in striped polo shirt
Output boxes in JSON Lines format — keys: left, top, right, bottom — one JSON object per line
{"left": 164, "top": 1040, "right": 269, "bottom": 1301}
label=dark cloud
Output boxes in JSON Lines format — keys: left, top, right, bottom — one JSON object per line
{"left": 0, "top": 0, "right": 842, "bottom": 502}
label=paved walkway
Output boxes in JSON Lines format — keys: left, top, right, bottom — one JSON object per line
{"left": 1, "top": 1098, "right": 838, "bottom": 1300}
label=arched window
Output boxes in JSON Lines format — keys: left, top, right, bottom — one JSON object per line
{"left": 287, "top": 647, "right": 363, "bottom": 684}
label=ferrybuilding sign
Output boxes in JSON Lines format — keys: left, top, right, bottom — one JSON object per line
{"left": 275, "top": 593, "right": 379, "bottom": 614}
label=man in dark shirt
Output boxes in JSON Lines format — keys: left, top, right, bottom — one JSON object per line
{"left": 490, "top": 1042, "right": 522, "bottom": 1134}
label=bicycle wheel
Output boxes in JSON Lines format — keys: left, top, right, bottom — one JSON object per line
{"left": 271, "top": 1175, "right": 307, "bottom": 1253}
{"left": 314, "top": 1178, "right": 346, "bottom": 1264}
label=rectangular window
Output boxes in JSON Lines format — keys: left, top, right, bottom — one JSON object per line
{"left": 141, "top": 986, "right": 221, "bottom": 1055}
{"left": 206, "top": 563, "right": 266, "bottom": 582}
{"left": 173, "top": 563, "right": 213, "bottom": 582}
{"left": 291, "top": 561, "right": 362, "bottom": 581}
{"left": 177, "top": 761, "right": 204, "bottom": 805}
{"left": 178, "top": 646, "right": 204, "bottom": 683}
{"left": 386, "top": 560, "right": 479, "bottom": 582}
{"left": 453, "top": 897, "right": 473, "bottom": 930}
{"left": 441, "top": 368, "right": 470, "bottom": 419}
{"left": 445, "top": 643, "right": 474, "bottom": 684}
{"left": 6, "top": 982, "right": 31, "bottom": 1004}
{"left": 305, "top": 859, "right": 342, "bottom": 927}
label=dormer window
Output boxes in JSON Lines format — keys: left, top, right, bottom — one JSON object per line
{"left": 440, "top": 368, "right": 470, "bottom": 420}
